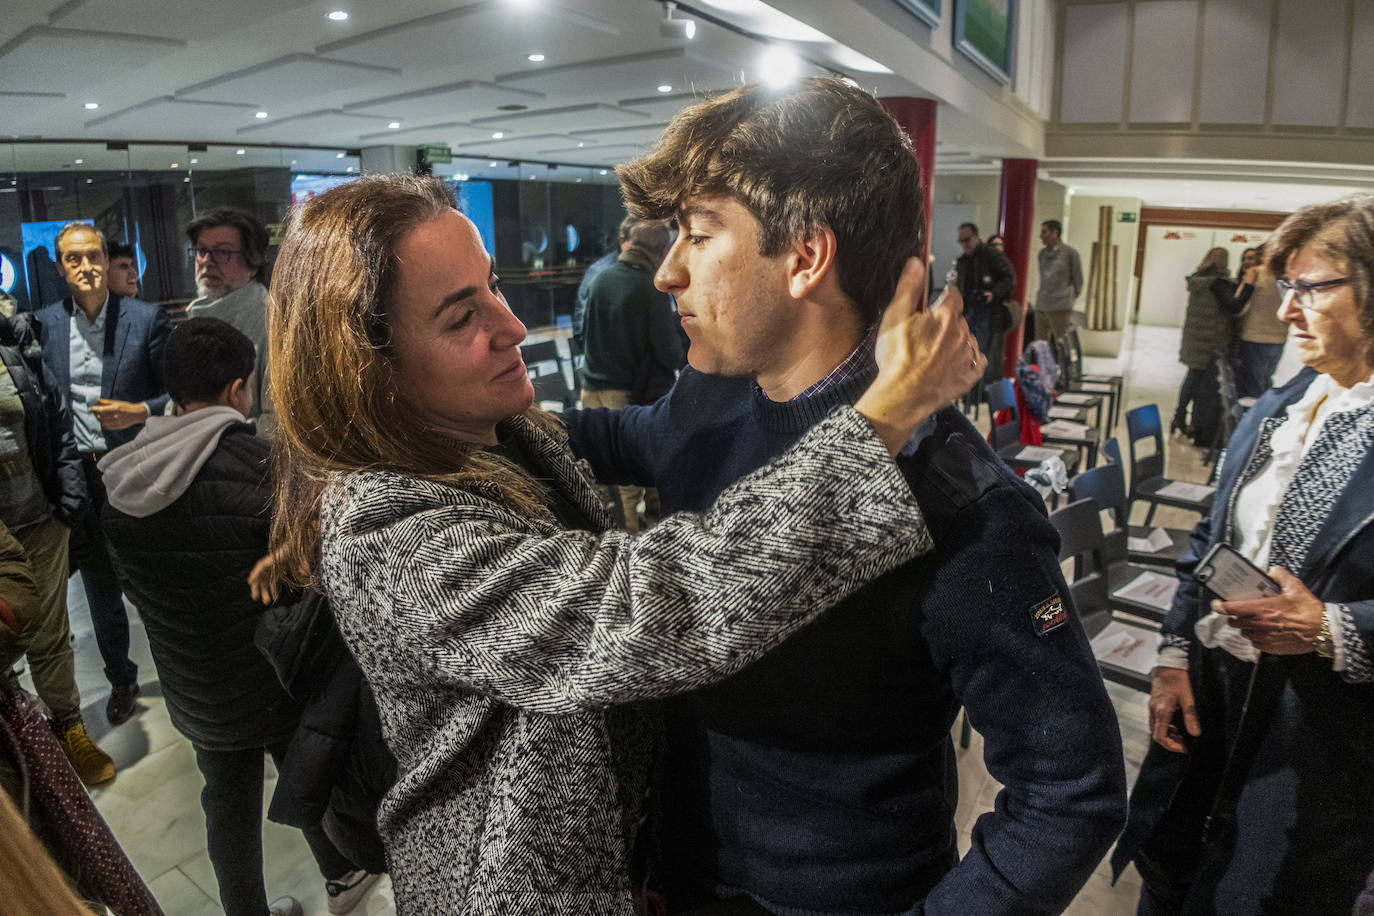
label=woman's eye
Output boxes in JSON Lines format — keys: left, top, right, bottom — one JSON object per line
{"left": 687, "top": 235, "right": 708, "bottom": 246}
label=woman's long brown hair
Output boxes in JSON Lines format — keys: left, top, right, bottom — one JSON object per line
{"left": 268, "top": 173, "right": 554, "bottom": 585}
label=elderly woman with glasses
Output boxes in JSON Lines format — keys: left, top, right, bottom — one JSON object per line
{"left": 1113, "top": 193, "right": 1374, "bottom": 915}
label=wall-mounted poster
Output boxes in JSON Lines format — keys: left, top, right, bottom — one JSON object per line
{"left": 894, "top": 0, "right": 940, "bottom": 28}
{"left": 956, "top": 0, "right": 1015, "bottom": 84}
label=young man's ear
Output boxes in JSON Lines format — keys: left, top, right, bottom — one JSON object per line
{"left": 217, "top": 376, "right": 250, "bottom": 413}
{"left": 785, "top": 226, "right": 839, "bottom": 300}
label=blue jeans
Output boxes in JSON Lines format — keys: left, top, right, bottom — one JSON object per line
{"left": 1236, "top": 341, "right": 1284, "bottom": 399}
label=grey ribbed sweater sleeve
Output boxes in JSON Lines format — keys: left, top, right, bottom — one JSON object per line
{"left": 322, "top": 406, "right": 931, "bottom": 714}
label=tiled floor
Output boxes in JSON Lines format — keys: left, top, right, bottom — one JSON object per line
{"left": 21, "top": 323, "right": 1298, "bottom": 914}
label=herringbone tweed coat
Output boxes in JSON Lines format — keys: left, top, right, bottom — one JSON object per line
{"left": 320, "top": 407, "right": 933, "bottom": 915}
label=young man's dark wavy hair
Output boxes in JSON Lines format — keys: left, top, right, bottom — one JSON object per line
{"left": 617, "top": 78, "right": 923, "bottom": 325}
{"left": 186, "top": 207, "right": 271, "bottom": 284}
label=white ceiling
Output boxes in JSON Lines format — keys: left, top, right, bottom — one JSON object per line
{"left": 1, "top": 0, "right": 1371, "bottom": 212}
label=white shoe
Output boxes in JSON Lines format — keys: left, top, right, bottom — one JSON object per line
{"left": 326, "top": 869, "right": 384, "bottom": 914}
{"left": 269, "top": 895, "right": 303, "bottom": 916}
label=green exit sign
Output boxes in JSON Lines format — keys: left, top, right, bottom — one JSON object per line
{"left": 1118, "top": 212, "right": 1138, "bottom": 223}
{"left": 421, "top": 144, "right": 452, "bottom": 164}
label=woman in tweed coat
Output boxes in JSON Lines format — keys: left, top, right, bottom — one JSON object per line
{"left": 266, "top": 175, "right": 982, "bottom": 914}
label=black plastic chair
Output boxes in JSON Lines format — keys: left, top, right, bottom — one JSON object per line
{"left": 1125, "top": 404, "right": 1215, "bottom": 525}
{"left": 1063, "top": 328, "right": 1123, "bottom": 429}
{"left": 1049, "top": 499, "right": 1157, "bottom": 692}
{"left": 520, "top": 340, "right": 575, "bottom": 411}
{"left": 1097, "top": 438, "right": 1191, "bottom": 568}
{"left": 1070, "top": 464, "right": 1182, "bottom": 622}
{"left": 985, "top": 377, "right": 1079, "bottom": 476}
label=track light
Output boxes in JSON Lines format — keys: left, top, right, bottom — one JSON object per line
{"left": 660, "top": 2, "right": 696, "bottom": 39}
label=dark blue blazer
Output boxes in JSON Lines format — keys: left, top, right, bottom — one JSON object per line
{"left": 34, "top": 295, "right": 172, "bottom": 450}
{"left": 1116, "top": 366, "right": 1374, "bottom": 914}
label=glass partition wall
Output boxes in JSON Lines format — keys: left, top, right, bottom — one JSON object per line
{"left": 0, "top": 141, "right": 623, "bottom": 329}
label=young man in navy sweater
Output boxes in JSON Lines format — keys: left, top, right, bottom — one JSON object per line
{"left": 564, "top": 79, "right": 1127, "bottom": 916}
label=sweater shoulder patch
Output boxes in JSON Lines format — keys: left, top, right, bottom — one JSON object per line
{"left": 1030, "top": 592, "right": 1069, "bottom": 636}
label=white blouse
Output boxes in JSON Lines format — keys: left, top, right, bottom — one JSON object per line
{"left": 1157, "top": 369, "right": 1374, "bottom": 671}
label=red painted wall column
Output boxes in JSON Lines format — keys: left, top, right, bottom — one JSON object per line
{"left": 880, "top": 97, "right": 937, "bottom": 307}
{"left": 997, "top": 158, "right": 1038, "bottom": 375}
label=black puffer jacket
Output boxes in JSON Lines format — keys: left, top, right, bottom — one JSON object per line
{"left": 0, "top": 312, "right": 85, "bottom": 525}
{"left": 256, "top": 593, "right": 396, "bottom": 875}
{"left": 103, "top": 424, "right": 300, "bottom": 750}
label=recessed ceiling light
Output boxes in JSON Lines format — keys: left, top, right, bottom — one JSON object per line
{"left": 528, "top": 174, "right": 536, "bottom": 180}
{"left": 255, "top": 111, "right": 268, "bottom": 119}
{"left": 83, "top": 102, "right": 98, "bottom": 110}
{"left": 190, "top": 158, "right": 198, "bottom": 164}
{"left": 657, "top": 84, "right": 673, "bottom": 93}
{"left": 236, "top": 148, "right": 246, "bottom": 155}
{"left": 336, "top": 152, "right": 346, "bottom": 158}
{"left": 326, "top": 10, "right": 348, "bottom": 21}
{"left": 387, "top": 121, "right": 401, "bottom": 129}
{"left": 489, "top": 161, "right": 499, "bottom": 167}
{"left": 577, "top": 142, "right": 585, "bottom": 148}
{"left": 527, "top": 53, "right": 545, "bottom": 62}
{"left": 290, "top": 159, "right": 297, "bottom": 165}
{"left": 74, "top": 159, "right": 83, "bottom": 164}
{"left": 346, "top": 166, "right": 355, "bottom": 172}
{"left": 492, "top": 131, "right": 504, "bottom": 139}
{"left": 599, "top": 169, "right": 608, "bottom": 175}
{"left": 758, "top": 45, "right": 802, "bottom": 89}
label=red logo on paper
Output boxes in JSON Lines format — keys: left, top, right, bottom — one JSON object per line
{"left": 1164, "top": 231, "right": 1182, "bottom": 240}
{"left": 1232, "top": 234, "right": 1249, "bottom": 243}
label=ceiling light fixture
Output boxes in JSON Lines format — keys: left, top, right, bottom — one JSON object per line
{"left": 74, "top": 158, "right": 83, "bottom": 164}
{"left": 657, "top": 84, "right": 673, "bottom": 93}
{"left": 326, "top": 10, "right": 348, "bottom": 21}
{"left": 336, "top": 152, "right": 345, "bottom": 158}
{"left": 758, "top": 45, "right": 801, "bottom": 88}
{"left": 290, "top": 159, "right": 297, "bottom": 165}
{"left": 489, "top": 161, "right": 499, "bottom": 167}
{"left": 660, "top": 2, "right": 696, "bottom": 39}
{"left": 388, "top": 121, "right": 401, "bottom": 129}
{"left": 255, "top": 111, "right": 268, "bottom": 119}
{"left": 346, "top": 166, "right": 355, "bottom": 172}
{"left": 492, "top": 131, "right": 504, "bottom": 139}
{"left": 83, "top": 102, "right": 99, "bottom": 110}
{"left": 190, "top": 158, "right": 198, "bottom": 164}
{"left": 527, "top": 52, "right": 545, "bottom": 62}
{"left": 599, "top": 169, "right": 608, "bottom": 175}
{"left": 236, "top": 148, "right": 246, "bottom": 155}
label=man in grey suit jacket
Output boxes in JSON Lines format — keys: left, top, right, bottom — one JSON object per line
{"left": 35, "top": 222, "right": 171, "bottom": 725}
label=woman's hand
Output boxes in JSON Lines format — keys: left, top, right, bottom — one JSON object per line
{"left": 1149, "top": 667, "right": 1200, "bottom": 753}
{"left": 856, "top": 258, "right": 985, "bottom": 455}
{"left": 1217, "top": 566, "right": 1325, "bottom": 654}
{"left": 1242, "top": 266, "right": 1259, "bottom": 285}
{"left": 247, "top": 552, "right": 282, "bottom": 605}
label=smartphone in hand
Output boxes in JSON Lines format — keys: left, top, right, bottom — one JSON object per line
{"left": 1194, "top": 543, "right": 1281, "bottom": 601}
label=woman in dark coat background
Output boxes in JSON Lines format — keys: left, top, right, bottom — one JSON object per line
{"left": 1115, "top": 193, "right": 1374, "bottom": 915}
{"left": 1172, "top": 248, "right": 1257, "bottom": 444}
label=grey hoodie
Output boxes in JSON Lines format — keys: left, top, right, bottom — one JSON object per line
{"left": 98, "top": 406, "right": 246, "bottom": 518}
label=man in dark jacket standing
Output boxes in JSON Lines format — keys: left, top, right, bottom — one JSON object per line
{"left": 99, "top": 318, "right": 378, "bottom": 916}
{"left": 580, "top": 218, "right": 685, "bottom": 531}
{"left": 34, "top": 221, "right": 171, "bottom": 725}
{"left": 954, "top": 222, "right": 1015, "bottom": 370}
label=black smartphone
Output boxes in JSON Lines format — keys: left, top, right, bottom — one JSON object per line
{"left": 1194, "top": 543, "right": 1281, "bottom": 601}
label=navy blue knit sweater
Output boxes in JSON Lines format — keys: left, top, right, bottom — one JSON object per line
{"left": 565, "top": 355, "right": 1126, "bottom": 916}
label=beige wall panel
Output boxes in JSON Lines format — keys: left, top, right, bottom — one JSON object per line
{"left": 1198, "top": 0, "right": 1271, "bottom": 124}
{"left": 1348, "top": 0, "right": 1374, "bottom": 128}
{"left": 1129, "top": 1, "right": 1198, "bottom": 123}
{"left": 1271, "top": 0, "right": 1346, "bottom": 126}
{"left": 1061, "top": 3, "right": 1129, "bottom": 123}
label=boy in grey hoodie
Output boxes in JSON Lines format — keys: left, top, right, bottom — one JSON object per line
{"left": 98, "top": 318, "right": 378, "bottom": 916}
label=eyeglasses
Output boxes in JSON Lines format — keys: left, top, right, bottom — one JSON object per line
{"left": 188, "top": 245, "right": 243, "bottom": 265}
{"left": 1277, "top": 276, "right": 1348, "bottom": 308}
